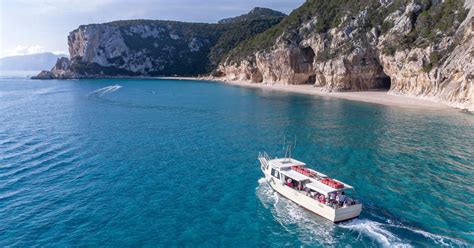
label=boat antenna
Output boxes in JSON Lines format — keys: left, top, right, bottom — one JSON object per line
{"left": 285, "top": 135, "right": 296, "bottom": 161}
{"left": 294, "top": 135, "right": 297, "bottom": 150}
{"left": 288, "top": 143, "right": 292, "bottom": 160}
{"left": 283, "top": 135, "right": 287, "bottom": 159}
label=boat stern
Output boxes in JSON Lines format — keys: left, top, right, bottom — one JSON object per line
{"left": 333, "top": 204, "right": 362, "bottom": 222}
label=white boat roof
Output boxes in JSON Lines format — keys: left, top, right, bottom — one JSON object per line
{"left": 280, "top": 169, "right": 310, "bottom": 182}
{"left": 306, "top": 180, "right": 354, "bottom": 195}
{"left": 268, "top": 156, "right": 355, "bottom": 193}
{"left": 269, "top": 158, "right": 306, "bottom": 169}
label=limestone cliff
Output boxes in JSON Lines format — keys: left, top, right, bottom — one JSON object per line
{"left": 34, "top": 8, "right": 285, "bottom": 79}
{"left": 66, "top": 21, "right": 219, "bottom": 77}
{"left": 215, "top": 0, "right": 473, "bottom": 110}
{"left": 32, "top": 1, "right": 473, "bottom": 110}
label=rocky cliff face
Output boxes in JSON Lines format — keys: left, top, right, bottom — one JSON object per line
{"left": 33, "top": 1, "right": 473, "bottom": 110}
{"left": 67, "top": 21, "right": 220, "bottom": 77}
{"left": 34, "top": 8, "right": 285, "bottom": 79}
{"left": 377, "top": 0, "right": 474, "bottom": 110}
{"left": 216, "top": 0, "right": 473, "bottom": 110}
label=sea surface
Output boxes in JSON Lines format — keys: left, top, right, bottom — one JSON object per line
{"left": 0, "top": 75, "right": 473, "bottom": 247}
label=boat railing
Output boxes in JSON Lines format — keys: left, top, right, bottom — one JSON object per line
{"left": 258, "top": 152, "right": 271, "bottom": 168}
{"left": 258, "top": 151, "right": 270, "bottom": 161}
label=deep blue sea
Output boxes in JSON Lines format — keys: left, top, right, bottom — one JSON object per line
{"left": 0, "top": 75, "right": 473, "bottom": 247}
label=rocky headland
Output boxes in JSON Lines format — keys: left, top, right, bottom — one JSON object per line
{"left": 34, "top": 1, "right": 474, "bottom": 111}
{"left": 33, "top": 8, "right": 285, "bottom": 79}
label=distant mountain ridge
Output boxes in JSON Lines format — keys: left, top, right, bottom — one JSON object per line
{"left": 0, "top": 53, "right": 67, "bottom": 71}
{"left": 218, "top": 7, "right": 286, "bottom": 24}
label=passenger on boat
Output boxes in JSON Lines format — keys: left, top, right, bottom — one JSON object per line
{"left": 315, "top": 193, "right": 322, "bottom": 202}
{"left": 329, "top": 192, "right": 336, "bottom": 202}
{"left": 286, "top": 179, "right": 293, "bottom": 187}
{"left": 336, "top": 192, "right": 346, "bottom": 202}
{"left": 318, "top": 194, "right": 326, "bottom": 204}
{"left": 297, "top": 182, "right": 304, "bottom": 191}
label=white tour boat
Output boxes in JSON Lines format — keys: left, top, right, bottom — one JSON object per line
{"left": 258, "top": 152, "right": 362, "bottom": 222}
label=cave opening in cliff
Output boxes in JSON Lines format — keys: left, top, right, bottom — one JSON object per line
{"left": 379, "top": 74, "right": 392, "bottom": 90}
{"left": 302, "top": 46, "right": 315, "bottom": 64}
{"left": 301, "top": 46, "right": 316, "bottom": 85}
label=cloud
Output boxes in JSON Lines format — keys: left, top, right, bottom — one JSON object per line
{"left": 52, "top": 50, "right": 67, "bottom": 55}
{"left": 5, "top": 45, "right": 46, "bottom": 56}
{"left": 14, "top": 0, "right": 116, "bottom": 14}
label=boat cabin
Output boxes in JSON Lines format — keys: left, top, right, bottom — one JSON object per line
{"left": 266, "top": 157, "right": 358, "bottom": 209}
{"left": 258, "top": 152, "right": 362, "bottom": 222}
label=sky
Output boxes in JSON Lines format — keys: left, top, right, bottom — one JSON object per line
{"left": 0, "top": 0, "right": 304, "bottom": 58}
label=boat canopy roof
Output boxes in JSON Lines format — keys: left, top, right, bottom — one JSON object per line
{"left": 280, "top": 169, "right": 309, "bottom": 182}
{"left": 306, "top": 180, "right": 354, "bottom": 195}
{"left": 269, "top": 158, "right": 306, "bottom": 169}
{"left": 268, "top": 156, "right": 355, "bottom": 193}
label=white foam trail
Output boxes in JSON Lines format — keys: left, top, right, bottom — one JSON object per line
{"left": 33, "top": 87, "right": 57, "bottom": 95}
{"left": 256, "top": 178, "right": 337, "bottom": 245}
{"left": 257, "top": 177, "right": 266, "bottom": 184}
{"left": 89, "top": 85, "right": 122, "bottom": 96}
{"left": 256, "top": 178, "right": 467, "bottom": 247}
{"left": 393, "top": 224, "right": 468, "bottom": 247}
{"left": 340, "top": 219, "right": 412, "bottom": 248}
{"left": 340, "top": 218, "right": 469, "bottom": 247}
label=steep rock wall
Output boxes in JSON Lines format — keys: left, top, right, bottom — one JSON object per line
{"left": 216, "top": 0, "right": 473, "bottom": 110}
{"left": 34, "top": 8, "right": 286, "bottom": 79}
{"left": 67, "top": 21, "right": 219, "bottom": 76}
{"left": 378, "top": 0, "right": 473, "bottom": 109}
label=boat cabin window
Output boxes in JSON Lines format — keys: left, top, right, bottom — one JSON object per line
{"left": 271, "top": 168, "right": 279, "bottom": 179}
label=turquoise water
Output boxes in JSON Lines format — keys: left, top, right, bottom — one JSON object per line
{"left": 0, "top": 77, "right": 473, "bottom": 247}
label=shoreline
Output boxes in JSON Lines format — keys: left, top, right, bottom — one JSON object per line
{"left": 159, "top": 76, "right": 454, "bottom": 111}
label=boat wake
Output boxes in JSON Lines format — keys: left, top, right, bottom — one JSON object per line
{"left": 339, "top": 219, "right": 411, "bottom": 247}
{"left": 256, "top": 177, "right": 338, "bottom": 245}
{"left": 255, "top": 178, "right": 468, "bottom": 247}
{"left": 391, "top": 223, "right": 468, "bottom": 247}
{"left": 339, "top": 218, "right": 468, "bottom": 247}
{"left": 88, "top": 85, "right": 122, "bottom": 97}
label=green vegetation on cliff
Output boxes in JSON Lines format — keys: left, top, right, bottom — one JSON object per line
{"left": 396, "top": 0, "right": 468, "bottom": 50}
{"left": 226, "top": 0, "right": 468, "bottom": 63}
{"left": 210, "top": 17, "right": 284, "bottom": 65}
{"left": 70, "top": 8, "right": 285, "bottom": 76}
{"left": 226, "top": 0, "right": 375, "bottom": 62}
{"left": 218, "top": 7, "right": 286, "bottom": 24}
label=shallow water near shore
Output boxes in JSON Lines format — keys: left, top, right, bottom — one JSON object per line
{"left": 1, "top": 78, "right": 473, "bottom": 247}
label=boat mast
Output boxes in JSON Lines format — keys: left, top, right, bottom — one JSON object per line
{"left": 283, "top": 135, "right": 297, "bottom": 162}
{"left": 293, "top": 135, "right": 297, "bottom": 158}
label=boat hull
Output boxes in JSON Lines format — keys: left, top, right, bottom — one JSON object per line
{"left": 262, "top": 167, "right": 362, "bottom": 223}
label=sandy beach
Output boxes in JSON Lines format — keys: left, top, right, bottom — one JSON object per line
{"left": 161, "top": 77, "right": 453, "bottom": 111}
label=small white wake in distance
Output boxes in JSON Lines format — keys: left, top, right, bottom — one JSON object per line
{"left": 89, "top": 85, "right": 122, "bottom": 97}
